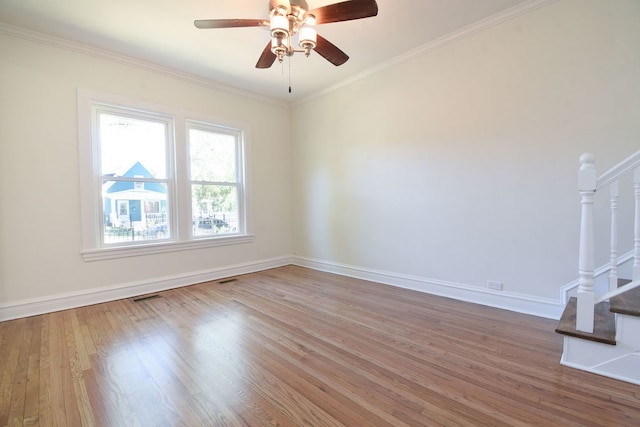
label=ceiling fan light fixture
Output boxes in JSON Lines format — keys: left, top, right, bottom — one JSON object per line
{"left": 271, "top": 35, "right": 288, "bottom": 62}
{"left": 304, "top": 14, "right": 317, "bottom": 25}
{"left": 299, "top": 26, "right": 317, "bottom": 56}
{"left": 274, "top": 5, "right": 289, "bottom": 16}
{"left": 271, "top": 35, "right": 284, "bottom": 48}
{"left": 270, "top": 14, "right": 289, "bottom": 38}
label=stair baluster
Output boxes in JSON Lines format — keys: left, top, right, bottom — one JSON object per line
{"left": 577, "top": 153, "right": 597, "bottom": 333}
{"left": 634, "top": 167, "right": 640, "bottom": 281}
{"left": 609, "top": 181, "right": 619, "bottom": 292}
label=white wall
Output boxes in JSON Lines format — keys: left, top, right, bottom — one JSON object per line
{"left": 291, "top": 0, "right": 640, "bottom": 302}
{"left": 0, "top": 33, "right": 292, "bottom": 310}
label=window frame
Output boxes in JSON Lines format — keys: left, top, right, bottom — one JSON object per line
{"left": 186, "top": 119, "right": 246, "bottom": 240}
{"left": 77, "top": 89, "right": 253, "bottom": 261}
{"left": 95, "top": 105, "right": 175, "bottom": 247}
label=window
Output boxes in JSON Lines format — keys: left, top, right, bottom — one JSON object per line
{"left": 188, "top": 121, "right": 242, "bottom": 237}
{"left": 78, "top": 90, "right": 253, "bottom": 261}
{"left": 98, "top": 109, "right": 172, "bottom": 244}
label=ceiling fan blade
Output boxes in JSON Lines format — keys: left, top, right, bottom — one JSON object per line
{"left": 314, "top": 34, "right": 349, "bottom": 66}
{"left": 194, "top": 19, "right": 269, "bottom": 29}
{"left": 308, "top": 0, "right": 378, "bottom": 25}
{"left": 256, "top": 41, "right": 277, "bottom": 69}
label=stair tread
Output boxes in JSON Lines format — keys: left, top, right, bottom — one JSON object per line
{"left": 555, "top": 297, "right": 616, "bottom": 345}
{"left": 610, "top": 278, "right": 640, "bottom": 316}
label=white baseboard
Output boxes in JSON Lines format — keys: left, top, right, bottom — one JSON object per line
{"left": 1, "top": 255, "right": 564, "bottom": 322}
{"left": 0, "top": 256, "right": 293, "bottom": 321}
{"left": 292, "top": 256, "right": 564, "bottom": 320}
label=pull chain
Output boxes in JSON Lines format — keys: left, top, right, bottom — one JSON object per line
{"left": 288, "top": 56, "right": 292, "bottom": 94}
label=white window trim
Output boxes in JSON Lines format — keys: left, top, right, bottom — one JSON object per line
{"left": 77, "top": 89, "right": 254, "bottom": 261}
{"left": 186, "top": 119, "right": 247, "bottom": 240}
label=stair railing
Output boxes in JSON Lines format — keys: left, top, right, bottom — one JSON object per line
{"left": 595, "top": 279, "right": 640, "bottom": 304}
{"left": 577, "top": 150, "right": 640, "bottom": 333}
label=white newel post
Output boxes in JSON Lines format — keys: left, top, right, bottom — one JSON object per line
{"left": 609, "top": 181, "right": 619, "bottom": 292}
{"left": 634, "top": 167, "right": 640, "bottom": 282}
{"left": 577, "top": 153, "right": 596, "bottom": 333}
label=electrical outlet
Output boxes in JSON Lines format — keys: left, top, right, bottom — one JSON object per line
{"left": 487, "top": 280, "right": 504, "bottom": 291}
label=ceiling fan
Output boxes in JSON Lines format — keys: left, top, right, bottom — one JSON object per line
{"left": 194, "top": 0, "right": 379, "bottom": 69}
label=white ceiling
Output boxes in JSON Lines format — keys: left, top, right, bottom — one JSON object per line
{"left": 0, "top": 0, "right": 541, "bottom": 103}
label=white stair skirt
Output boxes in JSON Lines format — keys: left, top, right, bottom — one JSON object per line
{"left": 560, "top": 314, "right": 640, "bottom": 385}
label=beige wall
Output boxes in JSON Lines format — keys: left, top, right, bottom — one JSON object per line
{"left": 0, "top": 34, "right": 292, "bottom": 305}
{"left": 291, "top": 0, "right": 640, "bottom": 300}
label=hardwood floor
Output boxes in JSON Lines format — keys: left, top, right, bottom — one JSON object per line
{"left": 1, "top": 266, "right": 639, "bottom": 426}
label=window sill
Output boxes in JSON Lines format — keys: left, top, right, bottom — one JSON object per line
{"left": 81, "top": 234, "right": 255, "bottom": 262}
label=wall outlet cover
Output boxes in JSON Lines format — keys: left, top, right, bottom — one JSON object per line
{"left": 487, "top": 280, "right": 504, "bottom": 291}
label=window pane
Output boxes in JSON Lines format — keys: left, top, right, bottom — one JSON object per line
{"left": 192, "top": 184, "right": 238, "bottom": 236}
{"left": 99, "top": 113, "right": 167, "bottom": 179}
{"left": 189, "top": 129, "right": 236, "bottom": 182}
{"left": 103, "top": 180, "right": 170, "bottom": 243}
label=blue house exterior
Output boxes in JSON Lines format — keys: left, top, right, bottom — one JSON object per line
{"left": 104, "top": 162, "right": 167, "bottom": 228}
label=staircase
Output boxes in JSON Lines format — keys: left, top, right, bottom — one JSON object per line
{"left": 556, "top": 280, "right": 640, "bottom": 384}
{"left": 555, "top": 151, "right": 640, "bottom": 385}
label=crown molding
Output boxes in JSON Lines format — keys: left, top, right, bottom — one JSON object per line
{"left": 0, "top": 22, "right": 288, "bottom": 109}
{"left": 295, "top": 0, "right": 560, "bottom": 106}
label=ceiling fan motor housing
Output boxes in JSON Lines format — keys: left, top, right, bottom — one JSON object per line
{"left": 270, "top": 0, "right": 310, "bottom": 19}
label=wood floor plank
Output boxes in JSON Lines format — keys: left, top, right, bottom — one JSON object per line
{"left": 1, "top": 265, "right": 640, "bottom": 426}
{"left": 63, "top": 311, "right": 96, "bottom": 427}
{"left": 49, "top": 311, "right": 81, "bottom": 427}
{"left": 23, "top": 317, "right": 41, "bottom": 426}
{"left": 37, "top": 313, "right": 52, "bottom": 427}
{"left": 6, "top": 318, "right": 31, "bottom": 426}
{"left": 0, "top": 320, "right": 23, "bottom": 427}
